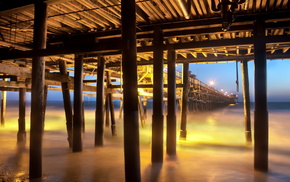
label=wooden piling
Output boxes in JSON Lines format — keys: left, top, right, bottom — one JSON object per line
{"left": 180, "top": 62, "right": 189, "bottom": 139}
{"left": 59, "top": 60, "right": 73, "bottom": 148}
{"left": 43, "top": 85, "right": 48, "bottom": 123}
{"left": 105, "top": 94, "right": 110, "bottom": 127}
{"left": 106, "top": 71, "right": 117, "bottom": 136}
{"left": 121, "top": 0, "right": 141, "bottom": 180}
{"left": 17, "top": 88, "right": 26, "bottom": 142}
{"left": 152, "top": 27, "right": 164, "bottom": 163}
{"left": 254, "top": 19, "right": 268, "bottom": 171}
{"left": 95, "top": 57, "right": 105, "bottom": 146}
{"left": 29, "top": 0, "right": 47, "bottom": 179}
{"left": 166, "top": 46, "right": 176, "bottom": 155}
{"left": 241, "top": 60, "right": 252, "bottom": 145}
{"left": 72, "top": 54, "right": 84, "bottom": 152}
{"left": 119, "top": 98, "right": 123, "bottom": 119}
{"left": 138, "top": 96, "right": 146, "bottom": 128}
{"left": 0, "top": 90, "right": 6, "bottom": 126}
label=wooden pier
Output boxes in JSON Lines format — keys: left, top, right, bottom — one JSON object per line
{"left": 0, "top": 0, "right": 290, "bottom": 180}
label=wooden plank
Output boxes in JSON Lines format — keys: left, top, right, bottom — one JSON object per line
{"left": 0, "top": 0, "right": 73, "bottom": 15}
{"left": 1, "top": 34, "right": 290, "bottom": 61}
{"left": 0, "top": 63, "right": 72, "bottom": 83}
{"left": 0, "top": 63, "right": 31, "bottom": 77}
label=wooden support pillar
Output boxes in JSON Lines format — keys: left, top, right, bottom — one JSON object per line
{"left": 108, "top": 93, "right": 116, "bottom": 135}
{"left": 43, "top": 85, "right": 48, "bottom": 123}
{"left": 152, "top": 27, "right": 164, "bottom": 163}
{"left": 241, "top": 60, "right": 252, "bottom": 145}
{"left": 254, "top": 19, "right": 268, "bottom": 171}
{"left": 95, "top": 57, "right": 105, "bottom": 146}
{"left": 106, "top": 71, "right": 117, "bottom": 136}
{"left": 180, "top": 62, "right": 189, "bottom": 139}
{"left": 29, "top": 0, "right": 47, "bottom": 179}
{"left": 59, "top": 60, "right": 73, "bottom": 148}
{"left": 72, "top": 54, "right": 84, "bottom": 152}
{"left": 0, "top": 90, "right": 6, "bottom": 126}
{"left": 119, "top": 98, "right": 123, "bottom": 119}
{"left": 82, "top": 97, "right": 85, "bottom": 133}
{"left": 138, "top": 96, "right": 146, "bottom": 128}
{"left": 17, "top": 88, "right": 26, "bottom": 142}
{"left": 143, "top": 99, "right": 148, "bottom": 119}
{"left": 121, "top": 0, "right": 141, "bottom": 180}
{"left": 166, "top": 46, "right": 176, "bottom": 155}
{"left": 105, "top": 94, "right": 110, "bottom": 127}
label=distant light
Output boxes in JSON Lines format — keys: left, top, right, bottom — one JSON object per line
{"left": 209, "top": 81, "right": 215, "bottom": 85}
{"left": 221, "top": 89, "right": 224, "bottom": 92}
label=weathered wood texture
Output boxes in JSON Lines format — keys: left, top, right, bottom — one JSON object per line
{"left": 241, "top": 60, "right": 252, "bottom": 145}
{"left": 17, "top": 88, "right": 26, "bottom": 142}
{"left": 95, "top": 57, "right": 105, "bottom": 146}
{"left": 121, "top": 0, "right": 141, "bottom": 180}
{"left": 29, "top": 0, "right": 47, "bottom": 179}
{"left": 166, "top": 46, "right": 177, "bottom": 155}
{"left": 152, "top": 27, "right": 164, "bottom": 163}
{"left": 180, "top": 62, "right": 189, "bottom": 139}
{"left": 0, "top": 89, "right": 7, "bottom": 126}
{"left": 59, "top": 60, "right": 73, "bottom": 148}
{"left": 72, "top": 54, "right": 84, "bottom": 152}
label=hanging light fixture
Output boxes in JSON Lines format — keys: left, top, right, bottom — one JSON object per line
{"left": 211, "top": 0, "right": 246, "bottom": 31}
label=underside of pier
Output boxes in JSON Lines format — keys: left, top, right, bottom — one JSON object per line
{"left": 0, "top": 0, "right": 290, "bottom": 181}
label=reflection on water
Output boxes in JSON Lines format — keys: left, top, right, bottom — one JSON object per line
{"left": 0, "top": 102, "right": 290, "bottom": 181}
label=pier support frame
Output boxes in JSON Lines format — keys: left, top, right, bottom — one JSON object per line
{"left": 166, "top": 46, "right": 176, "bottom": 155}
{"left": 59, "top": 60, "right": 73, "bottom": 148}
{"left": 180, "top": 62, "right": 189, "bottom": 139}
{"left": 72, "top": 54, "right": 84, "bottom": 152}
{"left": 254, "top": 19, "right": 268, "bottom": 171}
{"left": 241, "top": 60, "right": 252, "bottom": 145}
{"left": 17, "top": 88, "right": 26, "bottom": 142}
{"left": 29, "top": 0, "right": 47, "bottom": 179}
{"left": 95, "top": 56, "right": 105, "bottom": 146}
{"left": 121, "top": 0, "right": 141, "bottom": 180}
{"left": 0, "top": 89, "right": 6, "bottom": 126}
{"left": 152, "top": 27, "right": 164, "bottom": 163}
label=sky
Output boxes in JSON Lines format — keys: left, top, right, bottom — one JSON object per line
{"left": 5, "top": 59, "right": 290, "bottom": 102}
{"left": 187, "top": 59, "right": 290, "bottom": 102}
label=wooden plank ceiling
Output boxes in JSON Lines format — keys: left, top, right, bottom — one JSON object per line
{"left": 0, "top": 0, "right": 290, "bottom": 73}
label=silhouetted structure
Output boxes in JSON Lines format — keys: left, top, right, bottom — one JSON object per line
{"left": 1, "top": 0, "right": 290, "bottom": 180}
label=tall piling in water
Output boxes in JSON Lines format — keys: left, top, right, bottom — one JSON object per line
{"left": 166, "top": 46, "right": 177, "bottom": 155}
{"left": 180, "top": 62, "right": 189, "bottom": 139}
{"left": 72, "top": 54, "right": 84, "bottom": 152}
{"left": 241, "top": 60, "right": 252, "bottom": 145}
{"left": 121, "top": 0, "right": 141, "bottom": 180}
{"left": 254, "top": 18, "right": 268, "bottom": 171}
{"left": 152, "top": 27, "right": 164, "bottom": 163}
{"left": 29, "top": 0, "right": 47, "bottom": 179}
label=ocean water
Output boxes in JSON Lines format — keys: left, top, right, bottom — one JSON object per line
{"left": 0, "top": 101, "right": 290, "bottom": 182}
